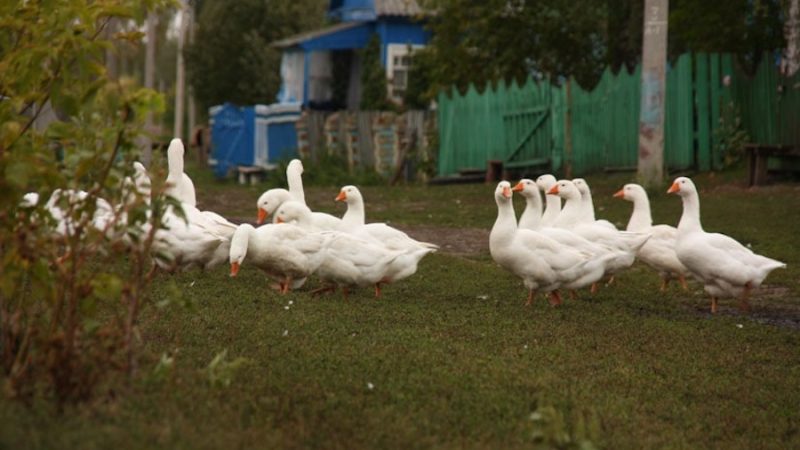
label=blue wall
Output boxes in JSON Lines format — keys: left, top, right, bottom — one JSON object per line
{"left": 210, "top": 104, "right": 256, "bottom": 177}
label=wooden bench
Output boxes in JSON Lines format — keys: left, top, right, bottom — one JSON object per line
{"left": 237, "top": 166, "right": 266, "bottom": 185}
{"left": 745, "top": 144, "right": 800, "bottom": 186}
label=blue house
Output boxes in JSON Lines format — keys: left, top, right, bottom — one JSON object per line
{"left": 210, "top": 0, "right": 428, "bottom": 178}
{"left": 273, "top": 0, "right": 429, "bottom": 109}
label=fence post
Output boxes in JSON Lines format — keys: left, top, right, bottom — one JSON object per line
{"left": 696, "top": 53, "right": 712, "bottom": 171}
{"left": 564, "top": 79, "right": 573, "bottom": 178}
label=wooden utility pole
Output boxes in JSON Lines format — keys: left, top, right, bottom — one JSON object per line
{"left": 143, "top": 10, "right": 158, "bottom": 165}
{"left": 174, "top": 0, "right": 188, "bottom": 141}
{"left": 637, "top": 0, "right": 669, "bottom": 186}
{"left": 187, "top": 2, "right": 197, "bottom": 150}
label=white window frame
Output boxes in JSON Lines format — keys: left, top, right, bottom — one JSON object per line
{"left": 385, "top": 44, "right": 424, "bottom": 103}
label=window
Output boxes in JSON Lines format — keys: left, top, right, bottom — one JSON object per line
{"left": 386, "top": 44, "right": 424, "bottom": 103}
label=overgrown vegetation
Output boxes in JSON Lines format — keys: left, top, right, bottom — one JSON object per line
{"left": 0, "top": 0, "right": 172, "bottom": 407}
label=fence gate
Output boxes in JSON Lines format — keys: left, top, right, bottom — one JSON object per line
{"left": 502, "top": 106, "right": 553, "bottom": 175}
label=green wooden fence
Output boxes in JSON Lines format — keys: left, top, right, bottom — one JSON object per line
{"left": 437, "top": 52, "right": 800, "bottom": 177}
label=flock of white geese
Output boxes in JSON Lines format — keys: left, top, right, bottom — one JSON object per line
{"left": 491, "top": 176, "right": 786, "bottom": 313}
{"left": 22, "top": 138, "right": 786, "bottom": 312}
{"left": 23, "top": 139, "right": 437, "bottom": 299}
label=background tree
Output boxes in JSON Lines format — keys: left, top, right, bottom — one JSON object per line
{"left": 185, "top": 0, "right": 327, "bottom": 112}
{"left": 359, "top": 34, "right": 391, "bottom": 110}
{"left": 412, "top": 0, "right": 786, "bottom": 103}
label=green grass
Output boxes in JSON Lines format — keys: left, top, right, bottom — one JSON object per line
{"left": 2, "top": 167, "right": 799, "bottom": 449}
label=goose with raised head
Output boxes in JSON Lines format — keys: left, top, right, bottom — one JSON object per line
{"left": 490, "top": 181, "right": 613, "bottom": 306}
{"left": 335, "top": 185, "right": 439, "bottom": 252}
{"left": 548, "top": 179, "right": 651, "bottom": 283}
{"left": 165, "top": 138, "right": 197, "bottom": 207}
{"left": 286, "top": 159, "right": 306, "bottom": 205}
{"left": 614, "top": 183, "right": 691, "bottom": 291}
{"left": 535, "top": 174, "right": 561, "bottom": 226}
{"left": 335, "top": 185, "right": 437, "bottom": 293}
{"left": 572, "top": 178, "right": 617, "bottom": 230}
{"left": 228, "top": 223, "right": 328, "bottom": 293}
{"left": 667, "top": 177, "right": 786, "bottom": 313}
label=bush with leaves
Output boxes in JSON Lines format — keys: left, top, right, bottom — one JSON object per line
{"left": 0, "top": 0, "right": 174, "bottom": 407}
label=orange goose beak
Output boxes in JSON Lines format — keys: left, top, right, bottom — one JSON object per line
{"left": 547, "top": 185, "right": 559, "bottom": 195}
{"left": 613, "top": 189, "right": 625, "bottom": 198}
{"left": 335, "top": 191, "right": 347, "bottom": 202}
{"left": 257, "top": 208, "right": 268, "bottom": 224}
{"left": 511, "top": 182, "right": 524, "bottom": 192}
{"left": 230, "top": 261, "right": 240, "bottom": 277}
{"left": 667, "top": 182, "right": 680, "bottom": 194}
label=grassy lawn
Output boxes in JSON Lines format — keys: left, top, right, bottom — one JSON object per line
{"left": 2, "top": 166, "right": 799, "bottom": 449}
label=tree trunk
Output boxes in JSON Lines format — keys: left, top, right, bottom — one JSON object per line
{"left": 174, "top": 1, "right": 188, "bottom": 142}
{"left": 142, "top": 11, "right": 158, "bottom": 166}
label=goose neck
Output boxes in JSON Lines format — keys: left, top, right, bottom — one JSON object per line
{"left": 627, "top": 196, "right": 653, "bottom": 231}
{"left": 678, "top": 191, "right": 703, "bottom": 232}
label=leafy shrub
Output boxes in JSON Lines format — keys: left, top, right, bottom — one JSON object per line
{"left": 0, "top": 0, "right": 173, "bottom": 408}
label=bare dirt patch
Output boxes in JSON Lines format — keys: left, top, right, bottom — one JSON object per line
{"left": 393, "top": 224, "right": 489, "bottom": 257}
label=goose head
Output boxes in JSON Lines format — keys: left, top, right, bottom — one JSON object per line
{"left": 256, "top": 188, "right": 291, "bottom": 224}
{"left": 287, "top": 159, "right": 304, "bottom": 175}
{"left": 167, "top": 138, "right": 185, "bottom": 174}
{"left": 494, "top": 181, "right": 513, "bottom": 204}
{"left": 275, "top": 200, "right": 311, "bottom": 225}
{"left": 335, "top": 185, "right": 362, "bottom": 204}
{"left": 547, "top": 179, "right": 581, "bottom": 201}
{"left": 614, "top": 183, "right": 646, "bottom": 202}
{"left": 572, "top": 178, "right": 591, "bottom": 198}
{"left": 132, "top": 162, "right": 152, "bottom": 198}
{"left": 229, "top": 223, "right": 253, "bottom": 277}
{"left": 667, "top": 177, "right": 696, "bottom": 196}
{"left": 511, "top": 178, "right": 539, "bottom": 199}
{"left": 536, "top": 174, "right": 557, "bottom": 193}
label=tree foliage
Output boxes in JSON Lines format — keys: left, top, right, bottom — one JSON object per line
{"left": 185, "top": 0, "right": 327, "bottom": 110}
{"left": 412, "top": 0, "right": 786, "bottom": 102}
{"left": 359, "top": 34, "right": 391, "bottom": 110}
{"left": 0, "top": 0, "right": 173, "bottom": 406}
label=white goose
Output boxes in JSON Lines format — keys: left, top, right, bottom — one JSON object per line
{"left": 513, "top": 179, "right": 631, "bottom": 293}
{"left": 335, "top": 185, "right": 439, "bottom": 252}
{"left": 668, "top": 176, "right": 786, "bottom": 312}
{"left": 572, "top": 178, "right": 617, "bottom": 230}
{"left": 135, "top": 162, "right": 231, "bottom": 271}
{"left": 274, "top": 200, "right": 341, "bottom": 231}
{"left": 277, "top": 200, "right": 428, "bottom": 296}
{"left": 311, "top": 230, "right": 404, "bottom": 299}
{"left": 614, "top": 183, "right": 691, "bottom": 291}
{"left": 490, "top": 181, "right": 612, "bottom": 306}
{"left": 286, "top": 159, "right": 306, "bottom": 205}
{"left": 165, "top": 138, "right": 197, "bottom": 207}
{"left": 536, "top": 174, "right": 561, "bottom": 226}
{"left": 253, "top": 159, "right": 318, "bottom": 225}
{"left": 228, "top": 223, "right": 328, "bottom": 293}
{"left": 548, "top": 180, "right": 650, "bottom": 282}
{"left": 256, "top": 188, "right": 292, "bottom": 224}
